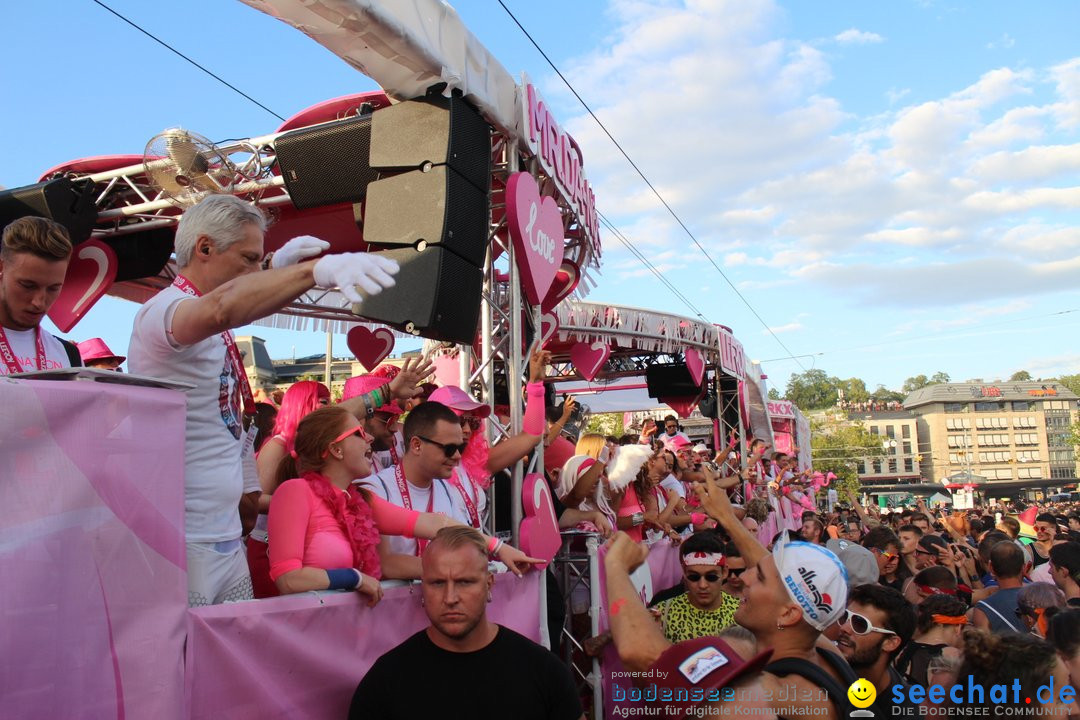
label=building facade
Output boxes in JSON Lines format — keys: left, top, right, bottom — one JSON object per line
{"left": 849, "top": 410, "right": 923, "bottom": 484}
{"left": 904, "top": 381, "right": 1080, "bottom": 493}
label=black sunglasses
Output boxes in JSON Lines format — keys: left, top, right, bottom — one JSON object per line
{"left": 685, "top": 572, "right": 722, "bottom": 583}
{"left": 417, "top": 435, "right": 468, "bottom": 458}
{"left": 460, "top": 416, "right": 482, "bottom": 431}
{"left": 726, "top": 567, "right": 746, "bottom": 578}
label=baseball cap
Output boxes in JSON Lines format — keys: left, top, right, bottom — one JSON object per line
{"left": 427, "top": 385, "right": 492, "bottom": 418}
{"left": 918, "top": 534, "right": 949, "bottom": 555}
{"left": 773, "top": 535, "right": 848, "bottom": 631}
{"left": 692, "top": 443, "right": 709, "bottom": 454}
{"left": 341, "top": 375, "right": 404, "bottom": 415}
{"left": 647, "top": 636, "right": 773, "bottom": 717}
{"left": 665, "top": 435, "right": 692, "bottom": 451}
{"left": 826, "top": 539, "right": 879, "bottom": 587}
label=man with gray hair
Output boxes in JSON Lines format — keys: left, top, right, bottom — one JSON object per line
{"left": 129, "top": 193, "right": 400, "bottom": 606}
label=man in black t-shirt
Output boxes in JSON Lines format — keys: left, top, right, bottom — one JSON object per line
{"left": 349, "top": 527, "right": 582, "bottom": 720}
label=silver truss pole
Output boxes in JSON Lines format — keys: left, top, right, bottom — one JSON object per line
{"left": 507, "top": 150, "right": 524, "bottom": 546}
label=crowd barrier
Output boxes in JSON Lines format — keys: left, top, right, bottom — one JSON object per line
{"left": 0, "top": 378, "right": 542, "bottom": 720}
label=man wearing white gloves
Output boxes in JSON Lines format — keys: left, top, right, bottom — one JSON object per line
{"left": 129, "top": 194, "right": 399, "bottom": 606}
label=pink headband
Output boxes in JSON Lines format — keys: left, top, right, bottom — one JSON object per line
{"left": 682, "top": 551, "right": 725, "bottom": 567}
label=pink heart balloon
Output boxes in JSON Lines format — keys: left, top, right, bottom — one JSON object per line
{"left": 47, "top": 240, "right": 118, "bottom": 333}
{"left": 519, "top": 473, "right": 561, "bottom": 569}
{"left": 570, "top": 340, "right": 610, "bottom": 382}
{"left": 346, "top": 326, "right": 395, "bottom": 371}
{"left": 505, "top": 172, "right": 564, "bottom": 306}
{"left": 539, "top": 313, "right": 559, "bottom": 348}
{"left": 541, "top": 259, "right": 581, "bottom": 313}
{"left": 685, "top": 348, "right": 705, "bottom": 387}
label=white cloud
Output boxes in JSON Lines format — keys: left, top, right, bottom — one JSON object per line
{"left": 834, "top": 28, "right": 884, "bottom": 45}
{"left": 886, "top": 88, "right": 910, "bottom": 105}
{"left": 986, "top": 33, "right": 1016, "bottom": 50}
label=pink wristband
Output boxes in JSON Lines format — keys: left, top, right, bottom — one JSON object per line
{"left": 691, "top": 513, "right": 707, "bottom": 526}
{"left": 523, "top": 382, "right": 545, "bottom": 435}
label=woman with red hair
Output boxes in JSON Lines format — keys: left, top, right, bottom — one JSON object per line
{"left": 268, "top": 406, "right": 540, "bottom": 598}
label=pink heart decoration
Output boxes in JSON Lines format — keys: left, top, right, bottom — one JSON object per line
{"left": 660, "top": 396, "right": 702, "bottom": 418}
{"left": 539, "top": 313, "right": 559, "bottom": 347}
{"left": 505, "top": 172, "right": 564, "bottom": 306}
{"left": 570, "top": 340, "right": 610, "bottom": 382}
{"left": 685, "top": 348, "right": 705, "bottom": 387}
{"left": 433, "top": 354, "right": 463, "bottom": 388}
{"left": 346, "top": 326, "right": 395, "bottom": 371}
{"left": 541, "top": 259, "right": 581, "bottom": 313}
{"left": 48, "top": 240, "right": 118, "bottom": 333}
{"left": 519, "top": 473, "right": 561, "bottom": 569}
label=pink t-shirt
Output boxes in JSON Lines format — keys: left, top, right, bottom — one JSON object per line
{"left": 268, "top": 479, "right": 420, "bottom": 580}
{"left": 617, "top": 484, "right": 645, "bottom": 543}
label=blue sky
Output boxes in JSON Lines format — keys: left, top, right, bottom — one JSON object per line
{"left": 3, "top": 0, "right": 1079, "bottom": 393}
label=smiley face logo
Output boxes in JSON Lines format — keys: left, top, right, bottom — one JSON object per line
{"left": 848, "top": 678, "right": 876, "bottom": 709}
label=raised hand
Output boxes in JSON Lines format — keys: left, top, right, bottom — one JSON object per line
{"left": 389, "top": 355, "right": 435, "bottom": 401}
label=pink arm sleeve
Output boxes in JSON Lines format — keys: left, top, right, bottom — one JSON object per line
{"left": 267, "top": 479, "right": 312, "bottom": 581}
{"left": 523, "top": 382, "right": 545, "bottom": 435}
{"left": 370, "top": 495, "right": 421, "bottom": 538}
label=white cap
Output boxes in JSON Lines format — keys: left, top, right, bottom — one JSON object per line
{"left": 773, "top": 535, "right": 849, "bottom": 632}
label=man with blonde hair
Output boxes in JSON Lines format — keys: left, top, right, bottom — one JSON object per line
{"left": 350, "top": 526, "right": 582, "bottom": 719}
{"left": 0, "top": 216, "right": 82, "bottom": 373}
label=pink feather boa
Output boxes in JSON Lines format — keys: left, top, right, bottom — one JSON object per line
{"left": 302, "top": 471, "right": 383, "bottom": 579}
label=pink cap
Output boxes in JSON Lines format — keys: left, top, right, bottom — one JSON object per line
{"left": 427, "top": 385, "right": 491, "bottom": 418}
{"left": 342, "top": 375, "right": 403, "bottom": 415}
{"left": 76, "top": 338, "right": 125, "bottom": 364}
{"left": 666, "top": 435, "right": 692, "bottom": 450}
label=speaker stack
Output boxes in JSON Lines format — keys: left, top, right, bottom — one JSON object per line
{"left": 0, "top": 177, "right": 98, "bottom": 245}
{"left": 274, "top": 93, "right": 491, "bottom": 344}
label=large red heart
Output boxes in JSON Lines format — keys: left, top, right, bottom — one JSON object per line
{"left": 48, "top": 240, "right": 118, "bottom": 333}
{"left": 685, "top": 348, "right": 705, "bottom": 387}
{"left": 570, "top": 340, "right": 610, "bottom": 382}
{"left": 541, "top": 259, "right": 581, "bottom": 313}
{"left": 505, "top": 172, "right": 564, "bottom": 306}
{"left": 539, "top": 313, "right": 559, "bottom": 348}
{"left": 346, "top": 326, "right": 395, "bottom": 371}
{"left": 519, "top": 473, "right": 561, "bottom": 569}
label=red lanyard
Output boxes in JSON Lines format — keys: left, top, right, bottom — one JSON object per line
{"left": 394, "top": 463, "right": 435, "bottom": 555}
{"left": 172, "top": 275, "right": 255, "bottom": 416}
{"left": 0, "top": 325, "right": 46, "bottom": 374}
{"left": 449, "top": 470, "right": 480, "bottom": 529}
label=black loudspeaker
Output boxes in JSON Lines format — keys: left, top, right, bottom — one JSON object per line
{"left": 101, "top": 226, "right": 174, "bottom": 282}
{"left": 361, "top": 165, "right": 489, "bottom": 268}
{"left": 274, "top": 113, "right": 379, "bottom": 210}
{"left": 0, "top": 178, "right": 98, "bottom": 244}
{"left": 646, "top": 363, "right": 702, "bottom": 398}
{"left": 353, "top": 245, "right": 482, "bottom": 344}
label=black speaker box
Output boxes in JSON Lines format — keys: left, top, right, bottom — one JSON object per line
{"left": 101, "top": 226, "right": 175, "bottom": 282}
{"left": 274, "top": 113, "right": 379, "bottom": 210}
{"left": 0, "top": 178, "right": 98, "bottom": 244}
{"left": 353, "top": 245, "right": 482, "bottom": 344}
{"left": 361, "top": 165, "right": 489, "bottom": 268}
{"left": 369, "top": 94, "right": 491, "bottom": 192}
{"left": 646, "top": 362, "right": 702, "bottom": 398}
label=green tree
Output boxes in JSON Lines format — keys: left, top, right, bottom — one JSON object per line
{"left": 1009, "top": 370, "right": 1032, "bottom": 382}
{"left": 785, "top": 369, "right": 841, "bottom": 410}
{"left": 810, "top": 422, "right": 886, "bottom": 499}
{"left": 930, "top": 371, "right": 951, "bottom": 384}
{"left": 1055, "top": 374, "right": 1080, "bottom": 397}
{"left": 872, "top": 385, "right": 906, "bottom": 403}
{"left": 838, "top": 377, "right": 870, "bottom": 404}
{"left": 585, "top": 412, "right": 623, "bottom": 438}
{"left": 768, "top": 388, "right": 782, "bottom": 401}
{"left": 902, "top": 374, "right": 930, "bottom": 393}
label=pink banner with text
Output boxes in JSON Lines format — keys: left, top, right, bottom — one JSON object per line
{"left": 0, "top": 378, "right": 188, "bottom": 720}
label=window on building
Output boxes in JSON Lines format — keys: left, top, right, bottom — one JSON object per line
{"left": 975, "top": 402, "right": 1006, "bottom": 412}
{"left": 1050, "top": 449, "right": 1076, "bottom": 463}
{"left": 945, "top": 403, "right": 965, "bottom": 413}
{"left": 870, "top": 426, "right": 879, "bottom": 436}
{"left": 1052, "top": 466, "right": 1074, "bottom": 479}
{"left": 1013, "top": 401, "right": 1033, "bottom": 411}
{"left": 902, "top": 425, "right": 911, "bottom": 439}
{"left": 886, "top": 425, "right": 895, "bottom": 439}
{"left": 904, "top": 458, "right": 913, "bottom": 473}
{"left": 1018, "top": 468, "right": 1044, "bottom": 479}
{"left": 949, "top": 453, "right": 962, "bottom": 465}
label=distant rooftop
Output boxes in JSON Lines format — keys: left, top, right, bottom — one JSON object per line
{"left": 904, "top": 381, "right": 1078, "bottom": 409}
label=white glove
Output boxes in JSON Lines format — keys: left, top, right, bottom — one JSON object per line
{"left": 313, "top": 253, "right": 400, "bottom": 305}
{"left": 270, "top": 235, "right": 331, "bottom": 268}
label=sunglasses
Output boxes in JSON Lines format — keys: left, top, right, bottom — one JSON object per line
{"left": 726, "top": 567, "right": 746, "bottom": 578}
{"left": 460, "top": 416, "right": 482, "bottom": 431}
{"left": 322, "top": 425, "right": 371, "bottom": 458}
{"left": 840, "top": 609, "right": 896, "bottom": 636}
{"left": 417, "top": 435, "right": 469, "bottom": 458}
{"left": 873, "top": 549, "right": 897, "bottom": 560}
{"left": 685, "top": 572, "right": 722, "bottom": 583}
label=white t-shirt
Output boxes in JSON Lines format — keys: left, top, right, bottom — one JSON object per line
{"left": 0, "top": 326, "right": 72, "bottom": 375}
{"left": 128, "top": 285, "right": 245, "bottom": 543}
{"left": 359, "top": 465, "right": 467, "bottom": 555}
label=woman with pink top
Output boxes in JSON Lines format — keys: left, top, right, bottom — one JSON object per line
{"left": 268, "top": 406, "right": 540, "bottom": 599}
{"left": 425, "top": 348, "right": 552, "bottom": 529}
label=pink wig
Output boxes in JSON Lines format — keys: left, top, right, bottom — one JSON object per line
{"left": 271, "top": 381, "right": 330, "bottom": 453}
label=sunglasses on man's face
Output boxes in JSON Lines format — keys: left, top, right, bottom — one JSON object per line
{"left": 459, "top": 415, "right": 482, "bottom": 431}
{"left": 726, "top": 567, "right": 746, "bottom": 578}
{"left": 417, "top": 435, "right": 469, "bottom": 458}
{"left": 685, "top": 572, "right": 722, "bottom": 583}
{"left": 840, "top": 609, "right": 897, "bottom": 636}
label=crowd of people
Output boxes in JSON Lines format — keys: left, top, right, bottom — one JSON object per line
{"left": 7, "top": 195, "right": 1080, "bottom": 719}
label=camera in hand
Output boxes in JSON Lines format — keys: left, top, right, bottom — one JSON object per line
{"left": 558, "top": 398, "right": 590, "bottom": 441}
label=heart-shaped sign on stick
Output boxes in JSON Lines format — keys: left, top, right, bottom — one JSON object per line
{"left": 347, "top": 326, "right": 395, "bottom": 371}
{"left": 506, "top": 172, "right": 564, "bottom": 306}
{"left": 48, "top": 240, "right": 119, "bottom": 333}
{"left": 685, "top": 348, "right": 705, "bottom": 387}
{"left": 519, "top": 473, "right": 561, "bottom": 569}
{"left": 541, "top": 259, "right": 581, "bottom": 313}
{"left": 570, "top": 340, "right": 610, "bottom": 382}
{"left": 539, "top": 313, "right": 559, "bottom": 348}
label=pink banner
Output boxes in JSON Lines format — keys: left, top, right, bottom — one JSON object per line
{"left": 0, "top": 379, "right": 188, "bottom": 720}
{"left": 185, "top": 571, "right": 542, "bottom": 720}
{"left": 596, "top": 541, "right": 683, "bottom": 719}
